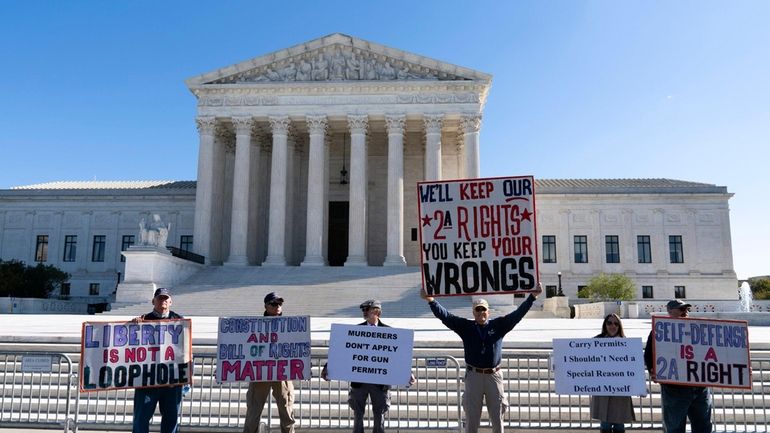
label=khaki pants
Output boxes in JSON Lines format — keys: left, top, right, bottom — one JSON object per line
{"left": 243, "top": 381, "right": 295, "bottom": 433}
{"left": 462, "top": 369, "right": 507, "bottom": 433}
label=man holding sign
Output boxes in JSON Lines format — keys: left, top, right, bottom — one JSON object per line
{"left": 421, "top": 285, "right": 541, "bottom": 433}
{"left": 131, "top": 287, "right": 186, "bottom": 433}
{"left": 243, "top": 292, "right": 296, "bottom": 433}
{"left": 322, "top": 299, "right": 416, "bottom": 433}
{"left": 644, "top": 300, "right": 713, "bottom": 433}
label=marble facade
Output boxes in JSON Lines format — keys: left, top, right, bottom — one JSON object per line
{"left": 186, "top": 33, "right": 489, "bottom": 266}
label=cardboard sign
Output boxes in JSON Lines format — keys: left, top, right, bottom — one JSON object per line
{"left": 327, "top": 324, "right": 414, "bottom": 386}
{"left": 651, "top": 317, "right": 751, "bottom": 389}
{"left": 552, "top": 338, "right": 646, "bottom": 396}
{"left": 217, "top": 316, "right": 311, "bottom": 383}
{"left": 79, "top": 319, "right": 192, "bottom": 392}
{"left": 417, "top": 176, "right": 538, "bottom": 297}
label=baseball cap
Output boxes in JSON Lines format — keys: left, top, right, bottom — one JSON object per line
{"left": 472, "top": 299, "right": 489, "bottom": 310}
{"left": 666, "top": 299, "right": 692, "bottom": 310}
{"left": 264, "top": 292, "right": 284, "bottom": 304}
{"left": 153, "top": 288, "right": 171, "bottom": 298}
{"left": 360, "top": 300, "right": 382, "bottom": 309}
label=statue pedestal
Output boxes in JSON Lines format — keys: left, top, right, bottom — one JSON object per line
{"left": 116, "top": 247, "right": 203, "bottom": 303}
{"left": 543, "top": 296, "right": 571, "bottom": 318}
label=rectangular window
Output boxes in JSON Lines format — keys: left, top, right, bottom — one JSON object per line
{"left": 605, "top": 235, "right": 620, "bottom": 263}
{"left": 180, "top": 235, "right": 193, "bottom": 253}
{"left": 637, "top": 235, "right": 652, "bottom": 263}
{"left": 35, "top": 235, "right": 49, "bottom": 262}
{"left": 674, "top": 285, "right": 686, "bottom": 298}
{"left": 63, "top": 235, "right": 77, "bottom": 262}
{"left": 578, "top": 285, "right": 587, "bottom": 297}
{"left": 121, "top": 235, "right": 135, "bottom": 262}
{"left": 574, "top": 235, "right": 588, "bottom": 263}
{"left": 89, "top": 283, "right": 100, "bottom": 296}
{"left": 92, "top": 235, "right": 106, "bottom": 262}
{"left": 545, "top": 285, "right": 557, "bottom": 298}
{"left": 669, "top": 235, "right": 684, "bottom": 263}
{"left": 642, "top": 285, "right": 654, "bottom": 299}
{"left": 542, "top": 235, "right": 557, "bottom": 263}
{"left": 60, "top": 282, "right": 71, "bottom": 297}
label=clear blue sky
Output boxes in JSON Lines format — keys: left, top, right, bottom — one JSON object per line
{"left": 1, "top": 1, "right": 768, "bottom": 279}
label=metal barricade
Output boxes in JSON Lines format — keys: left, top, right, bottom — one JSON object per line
{"left": 2, "top": 348, "right": 770, "bottom": 432}
{"left": 182, "top": 353, "right": 462, "bottom": 432}
{"left": 0, "top": 351, "right": 75, "bottom": 433}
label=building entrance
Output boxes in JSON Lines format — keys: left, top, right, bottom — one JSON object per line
{"left": 327, "top": 201, "right": 349, "bottom": 266}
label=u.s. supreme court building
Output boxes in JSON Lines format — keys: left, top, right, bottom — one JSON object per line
{"left": 0, "top": 34, "right": 737, "bottom": 307}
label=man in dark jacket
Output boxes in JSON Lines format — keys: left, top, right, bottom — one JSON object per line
{"left": 132, "top": 287, "right": 184, "bottom": 433}
{"left": 243, "top": 292, "right": 296, "bottom": 433}
{"left": 322, "top": 299, "right": 415, "bottom": 433}
{"left": 421, "top": 285, "right": 541, "bottom": 433}
{"left": 644, "top": 299, "right": 712, "bottom": 433}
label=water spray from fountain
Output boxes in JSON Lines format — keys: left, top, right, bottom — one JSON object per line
{"left": 739, "top": 281, "right": 753, "bottom": 313}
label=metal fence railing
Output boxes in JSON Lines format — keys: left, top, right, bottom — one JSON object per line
{"left": 0, "top": 351, "right": 76, "bottom": 433}
{"left": 1, "top": 350, "right": 769, "bottom": 432}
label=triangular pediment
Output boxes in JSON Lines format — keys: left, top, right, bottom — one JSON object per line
{"left": 186, "top": 33, "right": 491, "bottom": 87}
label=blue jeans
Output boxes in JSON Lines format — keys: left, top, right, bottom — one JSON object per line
{"left": 660, "top": 385, "right": 712, "bottom": 433}
{"left": 599, "top": 421, "right": 625, "bottom": 432}
{"left": 132, "top": 386, "right": 183, "bottom": 433}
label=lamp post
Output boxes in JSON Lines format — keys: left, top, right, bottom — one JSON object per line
{"left": 557, "top": 271, "right": 564, "bottom": 296}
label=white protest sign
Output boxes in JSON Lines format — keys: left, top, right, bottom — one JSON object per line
{"left": 328, "top": 324, "right": 414, "bottom": 386}
{"left": 417, "top": 176, "right": 538, "bottom": 297}
{"left": 651, "top": 317, "right": 751, "bottom": 389}
{"left": 552, "top": 338, "right": 646, "bottom": 396}
{"left": 79, "top": 319, "right": 192, "bottom": 392}
{"left": 217, "top": 316, "right": 311, "bottom": 383}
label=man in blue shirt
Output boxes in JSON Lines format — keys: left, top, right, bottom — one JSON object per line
{"left": 421, "top": 285, "right": 541, "bottom": 433}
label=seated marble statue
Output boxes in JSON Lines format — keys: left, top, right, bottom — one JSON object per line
{"left": 138, "top": 214, "right": 171, "bottom": 248}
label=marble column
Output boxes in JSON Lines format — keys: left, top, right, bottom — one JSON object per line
{"left": 423, "top": 114, "right": 444, "bottom": 180}
{"left": 461, "top": 113, "right": 482, "bottom": 178}
{"left": 263, "top": 116, "right": 291, "bottom": 266}
{"left": 301, "top": 115, "right": 328, "bottom": 266}
{"left": 192, "top": 116, "right": 216, "bottom": 261}
{"left": 345, "top": 114, "right": 368, "bottom": 266}
{"left": 225, "top": 116, "right": 254, "bottom": 266}
{"left": 384, "top": 114, "right": 407, "bottom": 266}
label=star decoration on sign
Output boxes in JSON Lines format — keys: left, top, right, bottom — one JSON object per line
{"left": 521, "top": 208, "right": 533, "bottom": 221}
{"left": 421, "top": 214, "right": 432, "bottom": 227}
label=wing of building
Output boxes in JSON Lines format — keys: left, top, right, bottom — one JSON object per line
{"left": 0, "top": 34, "right": 736, "bottom": 308}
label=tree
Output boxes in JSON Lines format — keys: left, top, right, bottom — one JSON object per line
{"left": 580, "top": 273, "right": 636, "bottom": 302}
{"left": 748, "top": 277, "right": 770, "bottom": 300}
{"left": 0, "top": 259, "right": 70, "bottom": 298}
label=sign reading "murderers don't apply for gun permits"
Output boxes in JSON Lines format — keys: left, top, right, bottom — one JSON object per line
{"left": 79, "top": 319, "right": 192, "bottom": 392}
{"left": 327, "top": 324, "right": 414, "bottom": 386}
{"left": 418, "top": 176, "right": 538, "bottom": 297}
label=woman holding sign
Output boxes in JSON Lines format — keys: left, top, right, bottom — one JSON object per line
{"left": 590, "top": 314, "right": 635, "bottom": 433}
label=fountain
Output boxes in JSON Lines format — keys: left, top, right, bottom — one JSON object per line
{"left": 690, "top": 281, "right": 769, "bottom": 325}
{"left": 739, "top": 281, "right": 754, "bottom": 312}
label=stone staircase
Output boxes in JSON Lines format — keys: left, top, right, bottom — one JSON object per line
{"left": 107, "top": 266, "right": 555, "bottom": 319}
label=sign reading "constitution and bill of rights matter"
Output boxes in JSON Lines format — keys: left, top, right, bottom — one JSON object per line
{"left": 80, "top": 319, "right": 192, "bottom": 392}
{"left": 418, "top": 176, "right": 538, "bottom": 297}
{"left": 217, "top": 316, "right": 311, "bottom": 383}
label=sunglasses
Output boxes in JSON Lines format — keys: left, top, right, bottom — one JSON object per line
{"left": 474, "top": 307, "right": 487, "bottom": 312}
{"left": 679, "top": 307, "right": 690, "bottom": 311}
{"left": 606, "top": 321, "right": 620, "bottom": 326}
{"left": 268, "top": 302, "right": 282, "bottom": 307}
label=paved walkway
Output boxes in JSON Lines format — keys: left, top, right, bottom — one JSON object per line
{"left": 2, "top": 313, "right": 770, "bottom": 349}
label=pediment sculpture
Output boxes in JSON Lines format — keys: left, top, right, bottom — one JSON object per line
{"left": 209, "top": 45, "right": 470, "bottom": 84}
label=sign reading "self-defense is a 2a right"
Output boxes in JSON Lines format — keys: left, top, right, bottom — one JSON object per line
{"left": 417, "top": 176, "right": 539, "bottom": 297}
